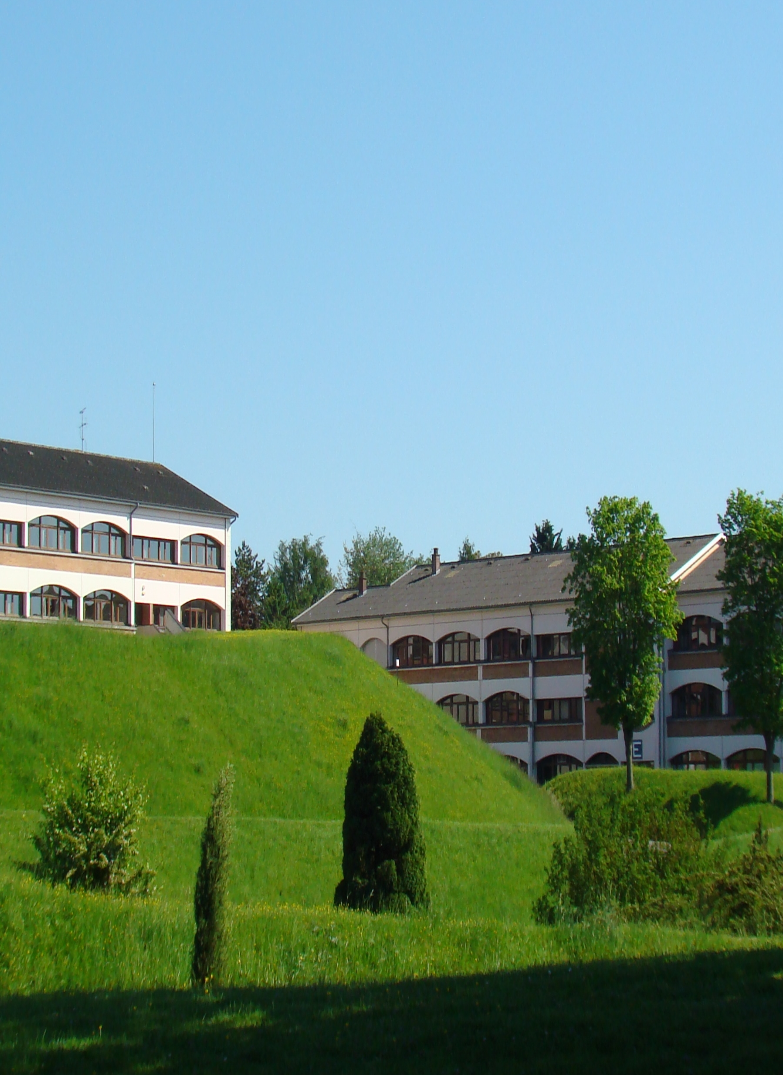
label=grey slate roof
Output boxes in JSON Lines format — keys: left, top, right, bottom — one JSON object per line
{"left": 0, "top": 438, "right": 236, "bottom": 518}
{"left": 294, "top": 535, "right": 722, "bottom": 625}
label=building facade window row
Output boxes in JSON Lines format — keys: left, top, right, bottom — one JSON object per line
{"left": 437, "top": 692, "right": 584, "bottom": 727}
{"left": 0, "top": 586, "right": 221, "bottom": 629}
{"left": 0, "top": 516, "right": 222, "bottom": 567}
{"left": 392, "top": 630, "right": 582, "bottom": 669}
{"left": 391, "top": 616, "right": 725, "bottom": 670}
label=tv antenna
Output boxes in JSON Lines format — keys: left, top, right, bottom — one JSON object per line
{"left": 79, "top": 408, "right": 87, "bottom": 452}
{"left": 152, "top": 382, "right": 156, "bottom": 462}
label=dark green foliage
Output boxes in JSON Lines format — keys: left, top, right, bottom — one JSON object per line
{"left": 263, "top": 535, "right": 335, "bottom": 628}
{"left": 529, "top": 519, "right": 563, "bottom": 553}
{"left": 457, "top": 537, "right": 481, "bottom": 562}
{"left": 231, "top": 541, "right": 267, "bottom": 630}
{"left": 32, "top": 746, "right": 154, "bottom": 893}
{"left": 192, "top": 765, "right": 235, "bottom": 986}
{"left": 335, "top": 713, "right": 429, "bottom": 913}
{"left": 565, "top": 496, "right": 682, "bottom": 791}
{"left": 341, "top": 527, "right": 420, "bottom": 587}
{"left": 718, "top": 489, "right": 783, "bottom": 803}
{"left": 534, "top": 787, "right": 706, "bottom": 924}
{"left": 707, "top": 819, "right": 783, "bottom": 934}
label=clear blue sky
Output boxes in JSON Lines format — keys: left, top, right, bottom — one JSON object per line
{"left": 2, "top": 3, "right": 782, "bottom": 571}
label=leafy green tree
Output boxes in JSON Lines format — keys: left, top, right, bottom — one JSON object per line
{"left": 262, "top": 535, "right": 335, "bottom": 628}
{"left": 340, "top": 527, "right": 418, "bottom": 587}
{"left": 33, "top": 746, "right": 154, "bottom": 893}
{"left": 458, "top": 537, "right": 481, "bottom": 562}
{"left": 565, "top": 496, "right": 681, "bottom": 792}
{"left": 334, "top": 713, "right": 429, "bottom": 913}
{"left": 192, "top": 764, "right": 235, "bottom": 987}
{"left": 231, "top": 541, "right": 266, "bottom": 630}
{"left": 530, "top": 519, "right": 564, "bottom": 553}
{"left": 718, "top": 490, "right": 783, "bottom": 804}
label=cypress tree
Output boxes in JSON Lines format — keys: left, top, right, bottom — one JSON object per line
{"left": 191, "top": 764, "right": 235, "bottom": 986}
{"left": 334, "top": 712, "right": 429, "bottom": 913}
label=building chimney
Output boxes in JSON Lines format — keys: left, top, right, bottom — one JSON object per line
{"left": 431, "top": 548, "right": 440, "bottom": 575}
{"left": 358, "top": 572, "right": 368, "bottom": 595}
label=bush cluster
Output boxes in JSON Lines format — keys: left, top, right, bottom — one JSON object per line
{"left": 706, "top": 820, "right": 783, "bottom": 935}
{"left": 33, "top": 746, "right": 154, "bottom": 894}
{"left": 534, "top": 787, "right": 707, "bottom": 925}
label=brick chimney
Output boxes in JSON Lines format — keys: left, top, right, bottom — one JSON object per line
{"left": 431, "top": 547, "right": 440, "bottom": 575}
{"left": 358, "top": 572, "right": 368, "bottom": 595}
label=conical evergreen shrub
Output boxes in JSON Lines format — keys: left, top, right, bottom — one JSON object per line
{"left": 334, "top": 712, "right": 429, "bottom": 913}
{"left": 191, "top": 764, "right": 235, "bottom": 986}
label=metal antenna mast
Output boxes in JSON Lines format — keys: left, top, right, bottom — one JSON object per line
{"left": 152, "top": 382, "right": 156, "bottom": 462}
{"left": 79, "top": 408, "right": 87, "bottom": 452}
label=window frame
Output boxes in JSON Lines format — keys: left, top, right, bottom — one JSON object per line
{"left": 132, "top": 535, "right": 176, "bottom": 563}
{"left": 438, "top": 632, "right": 480, "bottom": 665}
{"left": 536, "top": 697, "right": 583, "bottom": 723}
{"left": 181, "top": 533, "right": 222, "bottom": 568}
{"left": 671, "top": 682, "right": 723, "bottom": 719}
{"left": 28, "top": 516, "right": 76, "bottom": 553}
{"left": 673, "top": 615, "right": 723, "bottom": 652}
{"left": 181, "top": 599, "right": 222, "bottom": 631}
{"left": 29, "top": 585, "right": 77, "bottom": 619}
{"left": 83, "top": 589, "right": 129, "bottom": 626}
{"left": 0, "top": 591, "right": 24, "bottom": 616}
{"left": 536, "top": 633, "right": 581, "bottom": 659}
{"left": 81, "top": 522, "right": 127, "bottom": 559}
{"left": 485, "top": 628, "right": 531, "bottom": 662}
{"left": 392, "top": 635, "right": 433, "bottom": 668}
{"left": 437, "top": 694, "right": 479, "bottom": 726}
{"left": 0, "top": 520, "right": 22, "bottom": 547}
{"left": 485, "top": 691, "right": 530, "bottom": 725}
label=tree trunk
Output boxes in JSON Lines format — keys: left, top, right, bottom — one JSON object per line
{"left": 623, "top": 726, "right": 634, "bottom": 793}
{"left": 764, "top": 731, "right": 775, "bottom": 805}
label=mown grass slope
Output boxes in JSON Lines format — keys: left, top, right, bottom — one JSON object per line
{"left": 0, "top": 622, "right": 559, "bottom": 824}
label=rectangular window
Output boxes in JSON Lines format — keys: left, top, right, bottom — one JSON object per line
{"left": 537, "top": 698, "right": 583, "bottom": 723}
{"left": 0, "top": 521, "right": 22, "bottom": 547}
{"left": 0, "top": 592, "right": 23, "bottom": 616}
{"left": 132, "top": 536, "right": 175, "bottom": 563}
{"left": 536, "top": 633, "right": 581, "bottom": 659}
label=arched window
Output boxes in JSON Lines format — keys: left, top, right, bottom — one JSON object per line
{"left": 505, "top": 756, "right": 528, "bottom": 774}
{"left": 360, "top": 638, "right": 387, "bottom": 666}
{"left": 81, "top": 522, "right": 126, "bottom": 558}
{"left": 83, "top": 590, "right": 129, "bottom": 625}
{"left": 726, "top": 749, "right": 780, "bottom": 772}
{"left": 485, "top": 691, "right": 529, "bottom": 725}
{"left": 536, "top": 754, "right": 582, "bottom": 784}
{"left": 671, "top": 683, "right": 723, "bottom": 718}
{"left": 674, "top": 615, "right": 723, "bottom": 652}
{"left": 28, "top": 516, "right": 75, "bottom": 552}
{"left": 670, "top": 750, "right": 721, "bottom": 771}
{"left": 586, "top": 752, "right": 620, "bottom": 768}
{"left": 392, "top": 635, "right": 433, "bottom": 668}
{"left": 30, "top": 585, "right": 76, "bottom": 619}
{"left": 437, "top": 694, "right": 479, "bottom": 726}
{"left": 182, "top": 600, "right": 221, "bottom": 630}
{"left": 438, "top": 632, "right": 480, "bottom": 664}
{"left": 486, "top": 628, "right": 530, "bottom": 662}
{"left": 181, "top": 534, "right": 222, "bottom": 568}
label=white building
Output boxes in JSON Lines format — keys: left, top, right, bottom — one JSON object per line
{"left": 0, "top": 438, "right": 235, "bottom": 631}
{"left": 294, "top": 536, "right": 777, "bottom": 779}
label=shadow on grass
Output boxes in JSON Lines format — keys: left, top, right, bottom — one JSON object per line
{"left": 693, "top": 781, "right": 783, "bottom": 830}
{"left": 2, "top": 946, "right": 783, "bottom": 1074}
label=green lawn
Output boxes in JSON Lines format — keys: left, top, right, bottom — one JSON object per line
{"left": 2, "top": 623, "right": 783, "bottom": 1071}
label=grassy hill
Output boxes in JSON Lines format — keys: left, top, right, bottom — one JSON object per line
{"left": 0, "top": 621, "right": 564, "bottom": 921}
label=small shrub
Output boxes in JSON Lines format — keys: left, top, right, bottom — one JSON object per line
{"left": 32, "top": 746, "right": 154, "bottom": 893}
{"left": 192, "top": 764, "right": 235, "bottom": 986}
{"left": 335, "top": 712, "right": 429, "bottom": 913}
{"left": 706, "top": 819, "right": 783, "bottom": 934}
{"left": 534, "top": 787, "right": 707, "bottom": 924}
